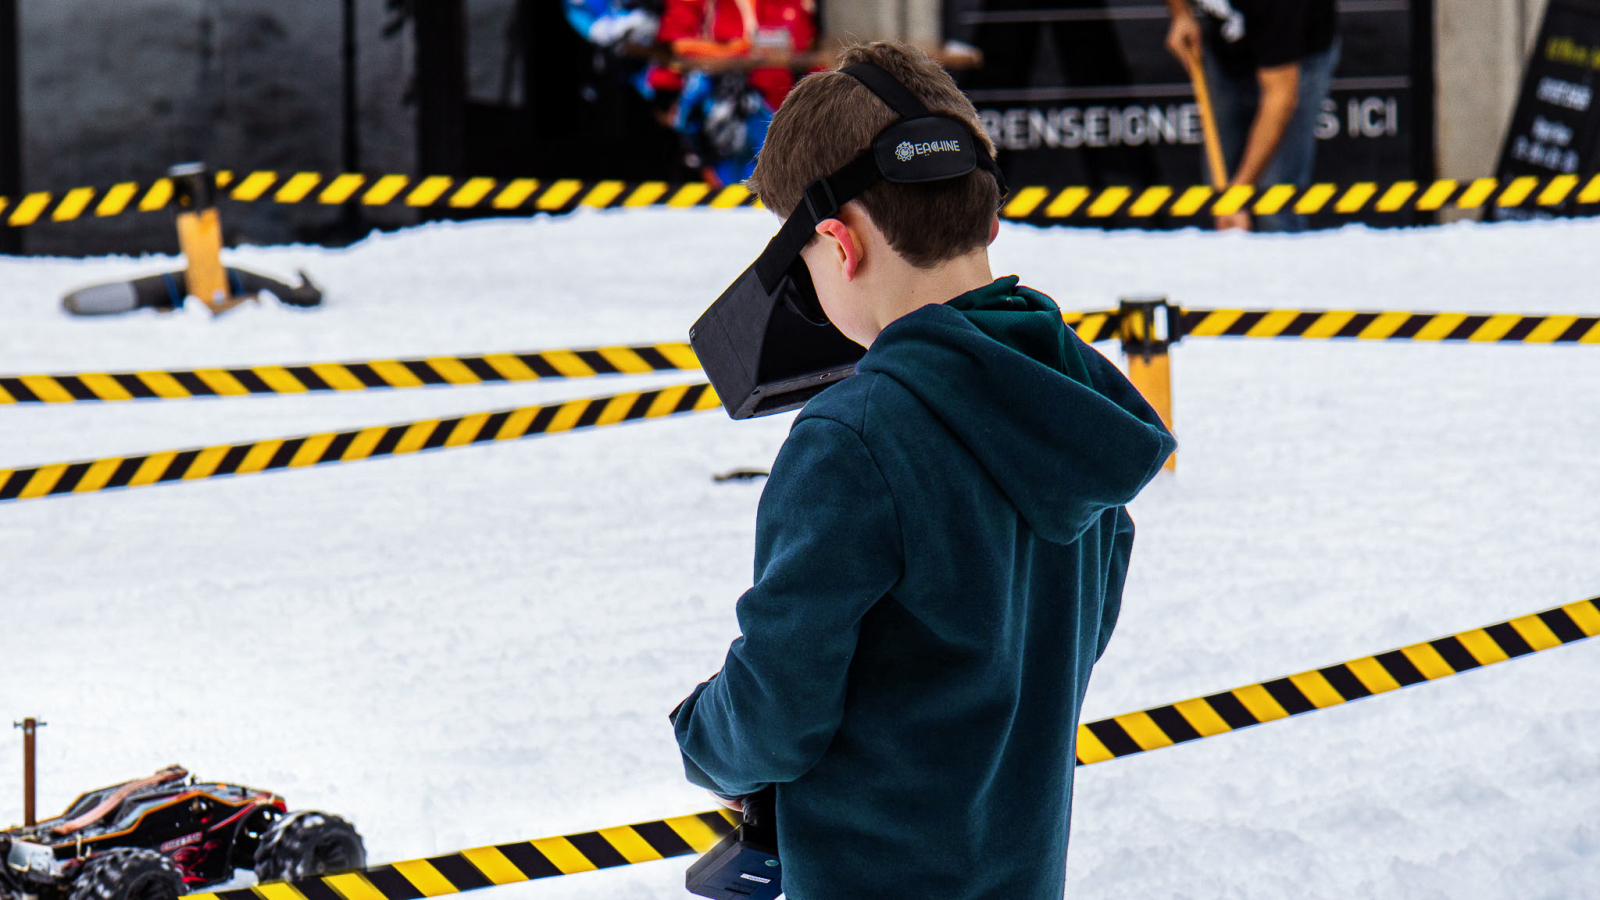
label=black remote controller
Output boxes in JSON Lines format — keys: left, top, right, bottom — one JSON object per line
{"left": 685, "top": 788, "right": 781, "bottom": 899}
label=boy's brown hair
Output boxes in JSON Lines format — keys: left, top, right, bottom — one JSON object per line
{"left": 747, "top": 41, "right": 1001, "bottom": 269}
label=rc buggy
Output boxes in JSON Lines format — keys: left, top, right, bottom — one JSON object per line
{"left": 1, "top": 766, "right": 365, "bottom": 900}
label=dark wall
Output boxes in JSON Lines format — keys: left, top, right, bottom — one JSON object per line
{"left": 1, "top": 0, "right": 20, "bottom": 254}
{"left": 13, "top": 0, "right": 417, "bottom": 257}
{"left": 9, "top": 0, "right": 691, "bottom": 256}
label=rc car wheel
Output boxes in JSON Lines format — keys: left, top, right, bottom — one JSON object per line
{"left": 68, "top": 848, "right": 186, "bottom": 900}
{"left": 253, "top": 811, "right": 366, "bottom": 881}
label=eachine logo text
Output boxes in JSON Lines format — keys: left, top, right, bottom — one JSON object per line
{"left": 895, "top": 139, "right": 962, "bottom": 162}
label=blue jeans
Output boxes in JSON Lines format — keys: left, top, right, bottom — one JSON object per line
{"left": 1204, "top": 39, "right": 1340, "bottom": 232}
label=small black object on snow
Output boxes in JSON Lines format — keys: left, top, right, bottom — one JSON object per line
{"left": 713, "top": 469, "right": 770, "bottom": 483}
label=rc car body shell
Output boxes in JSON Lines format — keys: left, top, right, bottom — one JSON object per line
{"left": 2, "top": 766, "right": 288, "bottom": 897}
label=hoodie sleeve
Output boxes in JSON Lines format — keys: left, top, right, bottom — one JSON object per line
{"left": 673, "top": 415, "right": 903, "bottom": 797}
{"left": 1096, "top": 507, "right": 1135, "bottom": 661}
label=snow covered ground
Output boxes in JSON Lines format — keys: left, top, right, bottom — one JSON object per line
{"left": 1, "top": 210, "right": 1597, "bottom": 899}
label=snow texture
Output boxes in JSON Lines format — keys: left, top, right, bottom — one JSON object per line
{"left": 1, "top": 210, "right": 1597, "bottom": 899}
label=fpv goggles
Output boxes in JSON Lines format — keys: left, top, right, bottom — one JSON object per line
{"left": 689, "top": 62, "right": 1007, "bottom": 419}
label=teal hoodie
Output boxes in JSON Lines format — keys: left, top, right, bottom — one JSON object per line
{"left": 673, "top": 276, "right": 1175, "bottom": 899}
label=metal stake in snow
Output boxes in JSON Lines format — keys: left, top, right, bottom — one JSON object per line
{"left": 12, "top": 717, "right": 44, "bottom": 826}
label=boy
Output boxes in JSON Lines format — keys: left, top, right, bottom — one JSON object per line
{"left": 671, "top": 41, "right": 1175, "bottom": 899}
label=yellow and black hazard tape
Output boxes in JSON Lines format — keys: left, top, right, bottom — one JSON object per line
{"left": 185, "top": 594, "right": 1597, "bottom": 896}
{"left": 9, "top": 171, "right": 1600, "bottom": 227}
{"left": 3, "top": 305, "right": 1588, "bottom": 409}
{"left": 0, "top": 315, "right": 1119, "bottom": 405}
{"left": 999, "top": 174, "right": 1600, "bottom": 221}
{"left": 0, "top": 383, "right": 719, "bottom": 503}
{"left": 1061, "top": 309, "right": 1117, "bottom": 343}
{"left": 2, "top": 306, "right": 1589, "bottom": 409}
{"left": 0, "top": 342, "right": 701, "bottom": 405}
{"left": 1073, "top": 594, "right": 1600, "bottom": 765}
{"left": 1177, "top": 308, "right": 1600, "bottom": 344}
{"left": 193, "top": 809, "right": 743, "bottom": 900}
{"left": 0, "top": 172, "right": 764, "bottom": 227}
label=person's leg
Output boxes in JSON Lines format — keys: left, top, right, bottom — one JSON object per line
{"left": 1256, "top": 38, "right": 1340, "bottom": 232}
{"left": 1052, "top": 13, "right": 1162, "bottom": 186}
{"left": 1201, "top": 47, "right": 1258, "bottom": 182}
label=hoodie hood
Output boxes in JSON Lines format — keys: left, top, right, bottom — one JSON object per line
{"left": 857, "top": 276, "right": 1175, "bottom": 544}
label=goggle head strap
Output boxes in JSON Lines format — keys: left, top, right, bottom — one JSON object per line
{"left": 846, "top": 63, "right": 1006, "bottom": 199}
{"left": 754, "top": 151, "right": 880, "bottom": 293}
{"left": 842, "top": 61, "right": 934, "bottom": 118}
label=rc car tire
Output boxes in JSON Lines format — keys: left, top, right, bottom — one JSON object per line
{"left": 253, "top": 812, "right": 366, "bottom": 881}
{"left": 68, "top": 848, "right": 186, "bottom": 900}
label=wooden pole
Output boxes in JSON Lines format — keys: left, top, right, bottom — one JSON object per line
{"left": 1185, "top": 53, "right": 1230, "bottom": 191}
{"left": 15, "top": 717, "right": 40, "bottom": 826}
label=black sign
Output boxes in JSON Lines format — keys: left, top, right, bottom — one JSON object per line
{"left": 945, "top": 0, "right": 1435, "bottom": 225}
{"left": 1495, "top": 0, "right": 1600, "bottom": 218}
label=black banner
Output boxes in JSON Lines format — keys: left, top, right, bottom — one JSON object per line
{"left": 1495, "top": 0, "right": 1600, "bottom": 219}
{"left": 946, "top": 0, "right": 1435, "bottom": 226}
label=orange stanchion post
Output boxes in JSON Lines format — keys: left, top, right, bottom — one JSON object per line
{"left": 1119, "top": 298, "right": 1179, "bottom": 472}
{"left": 170, "top": 163, "right": 245, "bottom": 315}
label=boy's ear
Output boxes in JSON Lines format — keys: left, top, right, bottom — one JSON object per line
{"left": 815, "top": 217, "right": 862, "bottom": 282}
{"left": 987, "top": 214, "right": 1001, "bottom": 246}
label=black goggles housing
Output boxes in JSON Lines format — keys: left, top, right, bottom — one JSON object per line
{"left": 689, "top": 62, "right": 1008, "bottom": 419}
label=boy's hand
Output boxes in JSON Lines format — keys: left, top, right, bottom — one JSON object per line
{"left": 711, "top": 792, "right": 746, "bottom": 813}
